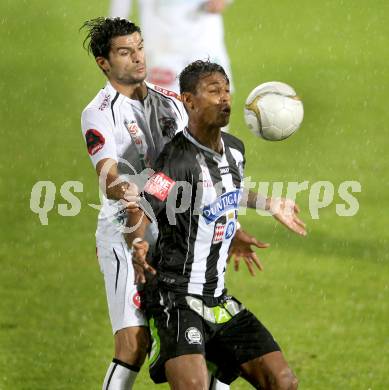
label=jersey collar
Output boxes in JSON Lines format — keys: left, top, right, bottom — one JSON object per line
{"left": 183, "top": 127, "right": 225, "bottom": 162}
{"left": 105, "top": 81, "right": 148, "bottom": 106}
{"left": 105, "top": 81, "right": 119, "bottom": 99}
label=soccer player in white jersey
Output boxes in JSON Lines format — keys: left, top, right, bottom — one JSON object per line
{"left": 81, "top": 17, "right": 306, "bottom": 390}
{"left": 80, "top": 18, "right": 188, "bottom": 389}
{"left": 109, "top": 0, "right": 233, "bottom": 93}
{"left": 81, "top": 17, "right": 236, "bottom": 390}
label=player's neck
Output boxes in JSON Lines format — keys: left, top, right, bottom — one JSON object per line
{"left": 109, "top": 79, "right": 147, "bottom": 100}
{"left": 189, "top": 123, "right": 223, "bottom": 154}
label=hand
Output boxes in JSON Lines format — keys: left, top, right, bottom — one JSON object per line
{"left": 268, "top": 197, "right": 307, "bottom": 236}
{"left": 228, "top": 228, "right": 270, "bottom": 276}
{"left": 131, "top": 239, "right": 156, "bottom": 284}
{"left": 121, "top": 182, "right": 140, "bottom": 213}
{"left": 203, "top": 0, "right": 227, "bottom": 13}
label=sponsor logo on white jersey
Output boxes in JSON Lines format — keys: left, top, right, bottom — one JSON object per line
{"left": 98, "top": 94, "right": 110, "bottom": 111}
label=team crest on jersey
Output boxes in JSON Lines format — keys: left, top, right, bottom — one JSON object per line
{"left": 85, "top": 129, "right": 105, "bottom": 155}
{"left": 144, "top": 172, "right": 176, "bottom": 201}
{"left": 159, "top": 116, "right": 177, "bottom": 139}
{"left": 224, "top": 220, "right": 236, "bottom": 239}
{"left": 185, "top": 327, "right": 202, "bottom": 345}
{"left": 213, "top": 212, "right": 236, "bottom": 243}
{"left": 202, "top": 189, "right": 241, "bottom": 224}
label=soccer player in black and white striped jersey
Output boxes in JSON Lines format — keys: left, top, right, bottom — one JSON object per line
{"left": 81, "top": 17, "right": 305, "bottom": 389}
{"left": 128, "top": 61, "right": 298, "bottom": 389}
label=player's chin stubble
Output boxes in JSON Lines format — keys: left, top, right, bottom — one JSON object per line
{"left": 119, "top": 74, "right": 145, "bottom": 85}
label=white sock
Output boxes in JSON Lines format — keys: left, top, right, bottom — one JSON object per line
{"left": 102, "top": 359, "right": 139, "bottom": 390}
{"left": 209, "top": 373, "right": 230, "bottom": 390}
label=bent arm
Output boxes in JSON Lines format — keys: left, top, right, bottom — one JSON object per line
{"left": 124, "top": 208, "right": 150, "bottom": 248}
{"left": 96, "top": 158, "right": 139, "bottom": 206}
{"left": 124, "top": 207, "right": 155, "bottom": 284}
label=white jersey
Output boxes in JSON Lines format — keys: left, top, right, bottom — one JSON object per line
{"left": 110, "top": 0, "right": 233, "bottom": 92}
{"left": 81, "top": 81, "right": 187, "bottom": 243}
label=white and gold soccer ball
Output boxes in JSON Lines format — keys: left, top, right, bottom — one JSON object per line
{"left": 244, "top": 81, "right": 304, "bottom": 141}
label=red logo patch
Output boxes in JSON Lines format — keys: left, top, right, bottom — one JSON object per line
{"left": 85, "top": 129, "right": 105, "bottom": 156}
{"left": 125, "top": 120, "right": 145, "bottom": 148}
{"left": 127, "top": 121, "right": 139, "bottom": 136}
{"left": 132, "top": 292, "right": 141, "bottom": 309}
{"left": 144, "top": 172, "right": 176, "bottom": 201}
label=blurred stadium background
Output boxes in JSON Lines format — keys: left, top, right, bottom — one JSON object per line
{"left": 0, "top": 0, "right": 388, "bottom": 388}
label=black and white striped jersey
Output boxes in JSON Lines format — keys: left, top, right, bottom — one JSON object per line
{"left": 141, "top": 128, "right": 245, "bottom": 298}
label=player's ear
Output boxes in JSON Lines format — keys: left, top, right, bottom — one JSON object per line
{"left": 96, "top": 56, "right": 110, "bottom": 74}
{"left": 181, "top": 92, "right": 195, "bottom": 111}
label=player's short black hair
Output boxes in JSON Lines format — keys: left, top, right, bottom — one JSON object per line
{"left": 81, "top": 17, "right": 141, "bottom": 59}
{"left": 179, "top": 60, "right": 229, "bottom": 94}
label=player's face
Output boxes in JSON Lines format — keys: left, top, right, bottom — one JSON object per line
{"left": 192, "top": 72, "right": 231, "bottom": 128}
{"left": 102, "top": 32, "right": 147, "bottom": 84}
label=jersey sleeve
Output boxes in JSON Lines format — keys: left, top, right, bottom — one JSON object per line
{"left": 146, "top": 82, "right": 188, "bottom": 135}
{"left": 81, "top": 108, "right": 118, "bottom": 167}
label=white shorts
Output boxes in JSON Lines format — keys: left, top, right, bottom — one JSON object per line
{"left": 96, "top": 240, "right": 147, "bottom": 334}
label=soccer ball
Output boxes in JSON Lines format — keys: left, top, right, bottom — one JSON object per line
{"left": 244, "top": 81, "right": 304, "bottom": 141}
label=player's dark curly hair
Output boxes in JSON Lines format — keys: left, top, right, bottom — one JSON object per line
{"left": 81, "top": 17, "right": 141, "bottom": 59}
{"left": 179, "top": 60, "right": 229, "bottom": 94}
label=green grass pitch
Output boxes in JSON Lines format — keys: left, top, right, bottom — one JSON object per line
{"left": 0, "top": 0, "right": 388, "bottom": 389}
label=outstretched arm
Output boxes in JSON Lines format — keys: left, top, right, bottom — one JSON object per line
{"left": 246, "top": 190, "right": 307, "bottom": 236}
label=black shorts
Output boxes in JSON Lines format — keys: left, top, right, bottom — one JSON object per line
{"left": 146, "top": 289, "right": 280, "bottom": 384}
